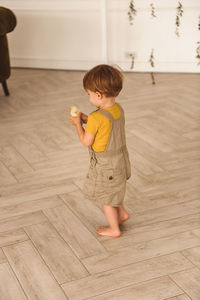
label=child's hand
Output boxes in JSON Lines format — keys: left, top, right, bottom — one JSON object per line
{"left": 80, "top": 112, "right": 88, "bottom": 124}
{"left": 69, "top": 112, "right": 82, "bottom": 126}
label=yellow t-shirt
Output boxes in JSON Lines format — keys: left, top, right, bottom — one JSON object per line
{"left": 85, "top": 103, "right": 121, "bottom": 152}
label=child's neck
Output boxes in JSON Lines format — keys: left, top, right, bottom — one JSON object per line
{"left": 99, "top": 97, "right": 116, "bottom": 109}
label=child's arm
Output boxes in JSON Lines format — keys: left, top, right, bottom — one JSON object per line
{"left": 69, "top": 112, "right": 94, "bottom": 147}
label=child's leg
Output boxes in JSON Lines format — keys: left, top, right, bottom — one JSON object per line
{"left": 97, "top": 205, "right": 121, "bottom": 237}
{"left": 117, "top": 204, "right": 130, "bottom": 224}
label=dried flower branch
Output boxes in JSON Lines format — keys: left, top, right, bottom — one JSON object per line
{"left": 198, "top": 15, "right": 200, "bottom": 31}
{"left": 129, "top": 53, "right": 135, "bottom": 69}
{"left": 196, "top": 41, "right": 200, "bottom": 65}
{"left": 128, "top": 0, "right": 137, "bottom": 25}
{"left": 149, "top": 49, "right": 155, "bottom": 68}
{"left": 175, "top": 1, "right": 183, "bottom": 37}
{"left": 196, "top": 17, "right": 200, "bottom": 65}
{"left": 149, "top": 49, "right": 155, "bottom": 84}
{"left": 150, "top": 3, "right": 156, "bottom": 18}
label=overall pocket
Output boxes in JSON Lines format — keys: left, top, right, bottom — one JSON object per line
{"left": 100, "top": 168, "right": 126, "bottom": 188}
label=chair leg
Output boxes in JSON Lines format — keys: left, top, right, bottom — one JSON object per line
{"left": 2, "top": 81, "right": 10, "bottom": 96}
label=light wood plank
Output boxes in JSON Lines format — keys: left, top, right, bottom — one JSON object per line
{"left": 0, "top": 248, "right": 6, "bottom": 263}
{"left": 0, "top": 229, "right": 28, "bottom": 247}
{"left": 127, "top": 134, "right": 167, "bottom": 166}
{"left": 44, "top": 204, "right": 105, "bottom": 258}
{"left": 140, "top": 175, "right": 199, "bottom": 196}
{"left": 88, "top": 276, "right": 182, "bottom": 300}
{"left": 103, "top": 213, "right": 200, "bottom": 250}
{"left": 157, "top": 105, "right": 197, "bottom": 131}
{"left": 0, "top": 161, "right": 17, "bottom": 185}
{"left": 124, "top": 200, "right": 200, "bottom": 229}
{"left": 0, "top": 263, "right": 27, "bottom": 300}
{"left": 82, "top": 232, "right": 200, "bottom": 274}
{"left": 0, "top": 211, "right": 47, "bottom": 233}
{"left": 35, "top": 119, "right": 72, "bottom": 150}
{"left": 72, "top": 176, "right": 85, "bottom": 190}
{"left": 0, "top": 195, "right": 64, "bottom": 221}
{"left": 33, "top": 146, "right": 88, "bottom": 170}
{"left": 11, "top": 134, "right": 48, "bottom": 164}
{"left": 62, "top": 253, "right": 192, "bottom": 300}
{"left": 60, "top": 190, "right": 106, "bottom": 236}
{"left": 17, "top": 161, "right": 88, "bottom": 183}
{"left": 182, "top": 246, "right": 200, "bottom": 269}
{"left": 24, "top": 221, "right": 89, "bottom": 284}
{"left": 165, "top": 295, "right": 191, "bottom": 300}
{"left": 3, "top": 241, "right": 67, "bottom": 300}
{"left": 129, "top": 124, "right": 174, "bottom": 152}
{"left": 170, "top": 268, "right": 200, "bottom": 300}
{"left": 136, "top": 115, "right": 189, "bottom": 147}
{"left": 24, "top": 129, "right": 60, "bottom": 154}
{"left": 0, "top": 144, "right": 33, "bottom": 177}
{"left": 0, "top": 180, "right": 77, "bottom": 208}
{"left": 125, "top": 185, "right": 200, "bottom": 213}
{"left": 192, "top": 228, "right": 200, "bottom": 238}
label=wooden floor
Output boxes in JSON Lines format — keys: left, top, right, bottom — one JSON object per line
{"left": 0, "top": 69, "right": 200, "bottom": 300}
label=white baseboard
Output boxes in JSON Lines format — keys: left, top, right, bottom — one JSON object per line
{"left": 11, "top": 58, "right": 200, "bottom": 73}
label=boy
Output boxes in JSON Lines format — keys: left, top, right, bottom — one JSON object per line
{"left": 69, "top": 64, "right": 131, "bottom": 237}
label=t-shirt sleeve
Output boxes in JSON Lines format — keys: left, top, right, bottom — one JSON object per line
{"left": 85, "top": 113, "right": 100, "bottom": 136}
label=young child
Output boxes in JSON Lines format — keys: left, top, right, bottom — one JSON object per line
{"left": 69, "top": 64, "right": 131, "bottom": 237}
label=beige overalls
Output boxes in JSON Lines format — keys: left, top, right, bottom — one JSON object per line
{"left": 83, "top": 103, "right": 131, "bottom": 207}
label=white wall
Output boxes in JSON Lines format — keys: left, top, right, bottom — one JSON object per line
{"left": 1, "top": 0, "right": 200, "bottom": 72}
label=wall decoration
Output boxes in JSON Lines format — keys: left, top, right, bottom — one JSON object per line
{"left": 196, "top": 42, "right": 200, "bottom": 64}
{"left": 175, "top": 1, "right": 184, "bottom": 37}
{"left": 127, "top": 1, "right": 197, "bottom": 77}
{"left": 129, "top": 53, "right": 135, "bottom": 69}
{"left": 128, "top": 1, "right": 157, "bottom": 83}
{"left": 198, "top": 15, "right": 200, "bottom": 31}
{"left": 196, "top": 16, "right": 200, "bottom": 65}
{"left": 149, "top": 49, "right": 156, "bottom": 84}
{"left": 150, "top": 3, "right": 156, "bottom": 18}
{"left": 128, "top": 0, "right": 137, "bottom": 25}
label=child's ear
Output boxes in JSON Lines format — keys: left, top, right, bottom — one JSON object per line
{"left": 96, "top": 91, "right": 103, "bottom": 99}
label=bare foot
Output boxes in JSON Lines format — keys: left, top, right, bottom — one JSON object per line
{"left": 119, "top": 212, "right": 130, "bottom": 224}
{"left": 97, "top": 226, "right": 121, "bottom": 237}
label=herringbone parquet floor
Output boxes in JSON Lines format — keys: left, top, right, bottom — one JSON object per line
{"left": 0, "top": 68, "right": 200, "bottom": 300}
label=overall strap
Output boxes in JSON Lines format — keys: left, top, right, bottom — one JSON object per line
{"left": 116, "top": 103, "right": 124, "bottom": 121}
{"left": 98, "top": 103, "right": 123, "bottom": 121}
{"left": 97, "top": 109, "right": 114, "bottom": 122}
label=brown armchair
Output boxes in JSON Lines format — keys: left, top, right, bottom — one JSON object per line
{"left": 0, "top": 6, "right": 17, "bottom": 96}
